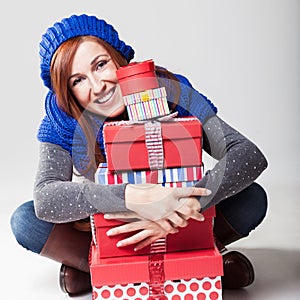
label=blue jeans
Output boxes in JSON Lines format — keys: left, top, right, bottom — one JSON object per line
{"left": 10, "top": 182, "right": 267, "bottom": 254}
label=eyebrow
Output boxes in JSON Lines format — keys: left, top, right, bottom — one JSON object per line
{"left": 68, "top": 54, "right": 110, "bottom": 81}
{"left": 90, "top": 54, "right": 110, "bottom": 66}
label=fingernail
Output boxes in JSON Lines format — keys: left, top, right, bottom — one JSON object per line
{"left": 104, "top": 214, "right": 110, "bottom": 219}
{"left": 106, "top": 230, "right": 112, "bottom": 236}
{"left": 116, "top": 241, "right": 122, "bottom": 247}
{"left": 205, "top": 189, "right": 212, "bottom": 195}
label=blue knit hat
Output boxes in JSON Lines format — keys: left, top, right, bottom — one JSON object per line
{"left": 39, "top": 14, "right": 135, "bottom": 90}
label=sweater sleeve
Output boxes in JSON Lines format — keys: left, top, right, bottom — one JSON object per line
{"left": 195, "top": 115, "right": 268, "bottom": 210}
{"left": 33, "top": 142, "right": 129, "bottom": 223}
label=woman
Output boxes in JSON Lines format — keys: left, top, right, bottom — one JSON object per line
{"left": 10, "top": 14, "right": 268, "bottom": 296}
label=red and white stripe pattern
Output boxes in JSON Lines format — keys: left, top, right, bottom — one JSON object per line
{"left": 95, "top": 163, "right": 202, "bottom": 185}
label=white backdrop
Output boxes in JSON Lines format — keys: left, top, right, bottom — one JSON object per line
{"left": 1, "top": 0, "right": 299, "bottom": 246}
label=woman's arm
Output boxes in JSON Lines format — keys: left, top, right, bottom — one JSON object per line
{"left": 195, "top": 115, "right": 268, "bottom": 210}
{"left": 33, "top": 142, "right": 129, "bottom": 223}
{"left": 169, "top": 74, "right": 267, "bottom": 210}
{"left": 34, "top": 142, "right": 210, "bottom": 224}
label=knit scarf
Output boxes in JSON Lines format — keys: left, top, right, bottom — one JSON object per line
{"left": 37, "top": 74, "right": 217, "bottom": 179}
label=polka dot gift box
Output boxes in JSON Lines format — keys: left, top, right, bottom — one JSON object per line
{"left": 92, "top": 277, "right": 222, "bottom": 300}
{"left": 89, "top": 245, "right": 223, "bottom": 300}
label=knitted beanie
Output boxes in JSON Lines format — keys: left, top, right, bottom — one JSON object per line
{"left": 39, "top": 14, "right": 135, "bottom": 90}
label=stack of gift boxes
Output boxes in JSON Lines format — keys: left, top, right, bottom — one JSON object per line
{"left": 89, "top": 60, "right": 223, "bottom": 299}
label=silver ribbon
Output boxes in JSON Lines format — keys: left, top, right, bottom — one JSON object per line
{"left": 145, "top": 120, "right": 164, "bottom": 170}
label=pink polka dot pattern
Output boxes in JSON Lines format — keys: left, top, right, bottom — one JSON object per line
{"left": 92, "top": 277, "right": 222, "bottom": 299}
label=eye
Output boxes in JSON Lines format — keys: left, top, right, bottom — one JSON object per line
{"left": 72, "top": 77, "right": 84, "bottom": 87}
{"left": 96, "top": 59, "right": 109, "bottom": 70}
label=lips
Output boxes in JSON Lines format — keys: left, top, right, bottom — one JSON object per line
{"left": 93, "top": 87, "right": 116, "bottom": 104}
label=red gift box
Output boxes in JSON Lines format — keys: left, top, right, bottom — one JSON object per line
{"left": 90, "top": 246, "right": 223, "bottom": 299}
{"left": 116, "top": 60, "right": 159, "bottom": 96}
{"left": 103, "top": 116, "right": 202, "bottom": 172}
{"left": 91, "top": 206, "right": 215, "bottom": 259}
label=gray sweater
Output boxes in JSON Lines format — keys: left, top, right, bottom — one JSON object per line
{"left": 33, "top": 115, "right": 268, "bottom": 223}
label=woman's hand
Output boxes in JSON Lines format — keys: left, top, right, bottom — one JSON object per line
{"left": 105, "top": 213, "right": 179, "bottom": 251}
{"left": 105, "top": 196, "right": 204, "bottom": 232}
{"left": 104, "top": 196, "right": 205, "bottom": 250}
{"left": 124, "top": 184, "right": 210, "bottom": 226}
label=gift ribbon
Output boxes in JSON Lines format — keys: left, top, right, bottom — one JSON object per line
{"left": 145, "top": 120, "right": 164, "bottom": 170}
{"left": 142, "top": 112, "right": 178, "bottom": 170}
{"left": 90, "top": 215, "right": 98, "bottom": 248}
{"left": 148, "top": 237, "right": 167, "bottom": 300}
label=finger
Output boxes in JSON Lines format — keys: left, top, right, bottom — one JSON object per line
{"left": 134, "top": 235, "right": 166, "bottom": 251}
{"left": 155, "top": 219, "right": 179, "bottom": 234}
{"left": 187, "top": 211, "right": 205, "bottom": 222}
{"left": 176, "top": 198, "right": 200, "bottom": 214}
{"left": 167, "top": 212, "right": 188, "bottom": 228}
{"left": 104, "top": 211, "right": 140, "bottom": 220}
{"left": 191, "top": 187, "right": 212, "bottom": 196}
{"left": 176, "top": 211, "right": 190, "bottom": 221}
{"left": 106, "top": 221, "right": 146, "bottom": 236}
{"left": 176, "top": 206, "right": 205, "bottom": 222}
{"left": 116, "top": 230, "right": 151, "bottom": 248}
{"left": 191, "top": 212, "right": 205, "bottom": 222}
{"left": 176, "top": 187, "right": 211, "bottom": 198}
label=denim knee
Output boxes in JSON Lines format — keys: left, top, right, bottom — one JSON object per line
{"left": 247, "top": 182, "right": 268, "bottom": 228}
{"left": 10, "top": 200, "right": 54, "bottom": 254}
{"left": 217, "top": 182, "right": 268, "bottom": 236}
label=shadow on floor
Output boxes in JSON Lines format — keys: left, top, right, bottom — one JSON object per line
{"left": 223, "top": 248, "right": 300, "bottom": 300}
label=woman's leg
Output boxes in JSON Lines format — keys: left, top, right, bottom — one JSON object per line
{"left": 10, "top": 200, "right": 92, "bottom": 295}
{"left": 213, "top": 182, "right": 268, "bottom": 289}
{"left": 10, "top": 200, "right": 54, "bottom": 254}
{"left": 215, "top": 182, "right": 268, "bottom": 243}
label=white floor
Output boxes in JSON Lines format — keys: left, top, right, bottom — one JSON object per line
{"left": 2, "top": 180, "right": 300, "bottom": 300}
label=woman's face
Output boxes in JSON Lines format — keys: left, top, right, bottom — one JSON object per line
{"left": 68, "top": 40, "right": 124, "bottom": 117}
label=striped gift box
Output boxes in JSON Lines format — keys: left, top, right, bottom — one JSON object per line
{"left": 95, "top": 163, "right": 202, "bottom": 185}
{"left": 123, "top": 87, "right": 170, "bottom": 121}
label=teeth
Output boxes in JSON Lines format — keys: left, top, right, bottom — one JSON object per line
{"left": 96, "top": 90, "right": 113, "bottom": 104}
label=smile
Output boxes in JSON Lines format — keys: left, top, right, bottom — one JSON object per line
{"left": 94, "top": 87, "right": 115, "bottom": 104}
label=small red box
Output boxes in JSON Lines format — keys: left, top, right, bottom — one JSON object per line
{"left": 89, "top": 246, "right": 223, "bottom": 299}
{"left": 92, "top": 207, "right": 215, "bottom": 258}
{"left": 116, "top": 60, "right": 159, "bottom": 95}
{"left": 103, "top": 116, "right": 202, "bottom": 172}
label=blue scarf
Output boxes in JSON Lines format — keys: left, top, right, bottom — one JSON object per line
{"left": 37, "top": 74, "right": 217, "bottom": 178}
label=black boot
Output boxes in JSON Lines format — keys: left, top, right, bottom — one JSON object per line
{"left": 40, "top": 222, "right": 93, "bottom": 295}
{"left": 60, "top": 264, "right": 92, "bottom": 296}
{"left": 214, "top": 208, "right": 255, "bottom": 289}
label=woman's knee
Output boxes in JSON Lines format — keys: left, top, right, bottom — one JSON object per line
{"left": 10, "top": 200, "right": 54, "bottom": 254}
{"left": 10, "top": 201, "right": 34, "bottom": 246}
{"left": 247, "top": 182, "right": 268, "bottom": 226}
{"left": 217, "top": 182, "right": 268, "bottom": 235}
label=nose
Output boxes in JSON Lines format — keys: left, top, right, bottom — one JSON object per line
{"left": 90, "top": 75, "right": 105, "bottom": 94}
